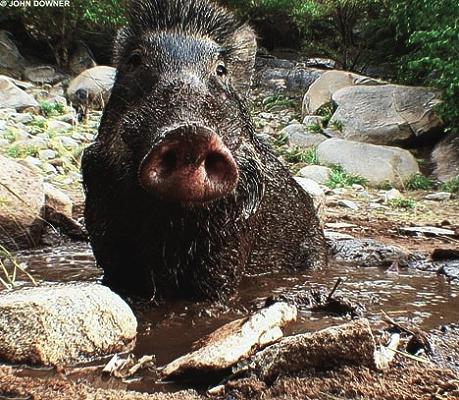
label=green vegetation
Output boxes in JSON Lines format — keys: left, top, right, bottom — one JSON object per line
{"left": 329, "top": 119, "right": 343, "bottom": 131}
{"left": 392, "top": 0, "right": 459, "bottom": 127}
{"left": 281, "top": 147, "right": 319, "bottom": 165}
{"left": 440, "top": 177, "right": 459, "bottom": 193}
{"left": 40, "top": 101, "right": 66, "bottom": 118}
{"left": 387, "top": 198, "right": 417, "bottom": 209}
{"left": 4, "top": 144, "right": 40, "bottom": 159}
{"left": 262, "top": 95, "right": 297, "bottom": 111}
{"left": 306, "top": 122, "right": 322, "bottom": 133}
{"left": 4, "top": 0, "right": 127, "bottom": 67}
{"left": 405, "top": 173, "right": 435, "bottom": 191}
{"left": 316, "top": 103, "right": 336, "bottom": 126}
{"left": 325, "top": 165, "right": 368, "bottom": 189}
{"left": 0, "top": 244, "right": 37, "bottom": 289}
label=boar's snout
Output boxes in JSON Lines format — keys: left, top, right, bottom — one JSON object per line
{"left": 139, "top": 125, "right": 239, "bottom": 202}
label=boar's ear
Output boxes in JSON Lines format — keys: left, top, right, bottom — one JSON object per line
{"left": 112, "top": 27, "right": 129, "bottom": 67}
{"left": 229, "top": 24, "right": 257, "bottom": 96}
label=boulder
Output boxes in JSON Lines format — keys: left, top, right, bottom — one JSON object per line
{"left": 255, "top": 61, "right": 322, "bottom": 95}
{"left": 236, "top": 319, "right": 377, "bottom": 383}
{"left": 282, "top": 124, "right": 327, "bottom": 148}
{"left": 0, "top": 155, "right": 45, "bottom": 249}
{"left": 23, "top": 66, "right": 66, "bottom": 85}
{"left": 44, "top": 183, "right": 73, "bottom": 218}
{"left": 0, "top": 31, "right": 27, "bottom": 79}
{"left": 294, "top": 177, "right": 325, "bottom": 214}
{"left": 432, "top": 134, "right": 459, "bottom": 182}
{"left": 67, "top": 66, "right": 116, "bottom": 110}
{"left": 0, "top": 283, "right": 137, "bottom": 366}
{"left": 316, "top": 139, "right": 419, "bottom": 188}
{"left": 331, "top": 84, "right": 442, "bottom": 145}
{"left": 302, "top": 70, "right": 382, "bottom": 115}
{"left": 0, "top": 76, "right": 38, "bottom": 111}
{"left": 297, "top": 165, "right": 331, "bottom": 184}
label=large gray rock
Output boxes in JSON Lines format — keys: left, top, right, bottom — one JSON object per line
{"left": 0, "top": 76, "right": 38, "bottom": 111}
{"left": 67, "top": 66, "right": 116, "bottom": 109}
{"left": 0, "top": 283, "right": 137, "bottom": 366}
{"left": 316, "top": 139, "right": 419, "bottom": 188}
{"left": 282, "top": 123, "right": 327, "bottom": 148}
{"left": 256, "top": 63, "right": 322, "bottom": 95}
{"left": 432, "top": 134, "right": 459, "bottom": 182}
{"left": 331, "top": 84, "right": 442, "bottom": 145}
{"left": 0, "top": 31, "right": 27, "bottom": 79}
{"left": 302, "top": 70, "right": 382, "bottom": 115}
{"left": 0, "top": 155, "right": 45, "bottom": 249}
{"left": 23, "top": 65, "right": 66, "bottom": 85}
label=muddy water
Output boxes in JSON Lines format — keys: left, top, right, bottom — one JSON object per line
{"left": 10, "top": 243, "right": 459, "bottom": 391}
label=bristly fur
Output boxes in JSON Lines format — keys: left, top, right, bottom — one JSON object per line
{"left": 126, "top": 0, "right": 243, "bottom": 41}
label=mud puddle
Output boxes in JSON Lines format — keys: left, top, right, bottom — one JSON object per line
{"left": 9, "top": 243, "right": 459, "bottom": 392}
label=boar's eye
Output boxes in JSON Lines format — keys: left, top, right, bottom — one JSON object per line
{"left": 125, "top": 51, "right": 142, "bottom": 71}
{"left": 216, "top": 62, "right": 227, "bottom": 77}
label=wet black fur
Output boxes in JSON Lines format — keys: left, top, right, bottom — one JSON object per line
{"left": 82, "top": 0, "right": 327, "bottom": 301}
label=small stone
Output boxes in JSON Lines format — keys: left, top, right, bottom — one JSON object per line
{"left": 57, "top": 136, "right": 79, "bottom": 148}
{"left": 338, "top": 199, "right": 359, "bottom": 210}
{"left": 294, "top": 177, "right": 326, "bottom": 214}
{"left": 297, "top": 165, "right": 331, "bottom": 184}
{"left": 352, "top": 184, "right": 365, "bottom": 191}
{"left": 424, "top": 192, "right": 451, "bottom": 201}
{"left": 0, "top": 120, "right": 6, "bottom": 131}
{"left": 42, "top": 162, "right": 57, "bottom": 174}
{"left": 331, "top": 188, "right": 348, "bottom": 195}
{"left": 48, "top": 120, "right": 72, "bottom": 132}
{"left": 38, "top": 149, "right": 57, "bottom": 160}
{"left": 259, "top": 112, "right": 274, "bottom": 120}
{"left": 23, "top": 155, "right": 41, "bottom": 166}
{"left": 44, "top": 183, "right": 72, "bottom": 217}
{"left": 56, "top": 112, "right": 78, "bottom": 125}
{"left": 302, "top": 115, "right": 324, "bottom": 127}
{"left": 383, "top": 188, "right": 402, "bottom": 202}
{"left": 10, "top": 113, "right": 33, "bottom": 124}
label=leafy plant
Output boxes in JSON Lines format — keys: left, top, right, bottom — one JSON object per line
{"left": 316, "top": 103, "right": 336, "bottom": 126}
{"left": 440, "top": 176, "right": 459, "bottom": 193}
{"left": 40, "top": 101, "right": 66, "bottom": 118}
{"left": 325, "top": 164, "right": 368, "bottom": 188}
{"left": 263, "top": 95, "right": 297, "bottom": 111}
{"left": 281, "top": 146, "right": 319, "bottom": 165}
{"left": 306, "top": 122, "right": 322, "bottom": 133}
{"left": 387, "top": 198, "right": 416, "bottom": 209}
{"left": 392, "top": 0, "right": 459, "bottom": 127}
{"left": 405, "top": 173, "right": 435, "bottom": 191}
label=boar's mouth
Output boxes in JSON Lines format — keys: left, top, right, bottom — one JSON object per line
{"left": 138, "top": 125, "right": 239, "bottom": 203}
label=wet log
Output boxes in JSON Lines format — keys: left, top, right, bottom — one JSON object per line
{"left": 236, "top": 319, "right": 377, "bottom": 382}
{"left": 161, "top": 302, "right": 297, "bottom": 379}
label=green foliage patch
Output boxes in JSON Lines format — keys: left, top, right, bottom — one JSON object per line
{"left": 325, "top": 164, "right": 368, "bottom": 189}
{"left": 405, "top": 173, "right": 435, "bottom": 191}
{"left": 440, "top": 177, "right": 459, "bottom": 193}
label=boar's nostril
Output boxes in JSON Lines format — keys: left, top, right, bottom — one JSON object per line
{"left": 205, "top": 151, "right": 228, "bottom": 181}
{"left": 161, "top": 150, "right": 177, "bottom": 173}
